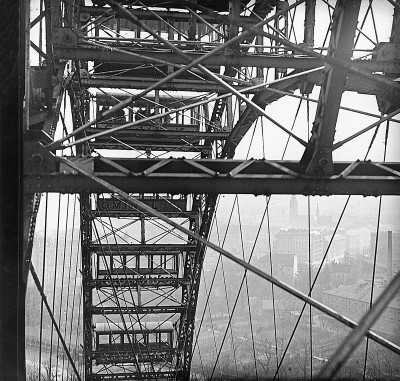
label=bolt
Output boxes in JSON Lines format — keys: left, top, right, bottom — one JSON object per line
{"left": 319, "top": 157, "right": 329, "bottom": 167}
{"left": 31, "top": 153, "right": 43, "bottom": 164}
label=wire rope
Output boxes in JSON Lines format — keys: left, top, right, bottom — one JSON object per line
{"left": 66, "top": 205, "right": 82, "bottom": 376}
{"left": 266, "top": 200, "right": 280, "bottom": 378}
{"left": 189, "top": 197, "right": 220, "bottom": 355}
{"left": 56, "top": 195, "right": 71, "bottom": 373}
{"left": 362, "top": 121, "right": 389, "bottom": 381}
{"left": 62, "top": 195, "right": 77, "bottom": 380}
{"left": 201, "top": 270, "right": 222, "bottom": 375}
{"left": 307, "top": 196, "right": 313, "bottom": 380}
{"left": 90, "top": 203, "right": 134, "bottom": 377}
{"left": 95, "top": 219, "right": 158, "bottom": 375}
{"left": 236, "top": 198, "right": 259, "bottom": 380}
{"left": 321, "top": 0, "right": 376, "bottom": 46}
{"left": 265, "top": 91, "right": 307, "bottom": 379}
{"left": 201, "top": 56, "right": 306, "bottom": 378}
{"left": 190, "top": 198, "right": 236, "bottom": 358}
{"left": 272, "top": 195, "right": 351, "bottom": 380}
{"left": 49, "top": 194, "right": 62, "bottom": 371}
{"left": 306, "top": 94, "right": 313, "bottom": 380}
{"left": 208, "top": 203, "right": 270, "bottom": 379}
{"left": 272, "top": 107, "right": 389, "bottom": 379}
{"left": 94, "top": 193, "right": 180, "bottom": 375}
{"left": 219, "top": 245, "right": 240, "bottom": 379}
{"left": 354, "top": 0, "right": 374, "bottom": 47}
{"left": 40, "top": 3, "right": 398, "bottom": 380}
{"left": 369, "top": 5, "right": 379, "bottom": 45}
{"left": 205, "top": 198, "right": 241, "bottom": 379}
{"left": 38, "top": 193, "right": 48, "bottom": 379}
{"left": 29, "top": 263, "right": 82, "bottom": 381}
{"left": 61, "top": 195, "right": 77, "bottom": 380}
{"left": 91, "top": 210, "right": 147, "bottom": 380}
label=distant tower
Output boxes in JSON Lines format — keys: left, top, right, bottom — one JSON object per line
{"left": 289, "top": 195, "right": 299, "bottom": 226}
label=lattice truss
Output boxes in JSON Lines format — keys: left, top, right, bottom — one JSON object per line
{"left": 24, "top": 0, "right": 400, "bottom": 380}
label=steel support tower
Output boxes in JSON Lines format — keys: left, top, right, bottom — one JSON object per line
{"left": 20, "top": 0, "right": 400, "bottom": 380}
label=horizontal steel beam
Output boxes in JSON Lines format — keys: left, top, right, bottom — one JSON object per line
{"left": 80, "top": 72, "right": 388, "bottom": 97}
{"left": 87, "top": 128, "right": 229, "bottom": 140}
{"left": 25, "top": 157, "right": 400, "bottom": 196}
{"left": 91, "top": 209, "right": 198, "bottom": 218}
{"left": 90, "top": 244, "right": 196, "bottom": 253}
{"left": 91, "top": 277, "right": 190, "bottom": 288}
{"left": 81, "top": 76, "right": 260, "bottom": 92}
{"left": 54, "top": 47, "right": 400, "bottom": 72}
{"left": 93, "top": 349, "right": 174, "bottom": 364}
{"left": 80, "top": 6, "right": 259, "bottom": 24}
{"left": 91, "top": 305, "right": 185, "bottom": 314}
{"left": 87, "top": 371, "right": 177, "bottom": 380}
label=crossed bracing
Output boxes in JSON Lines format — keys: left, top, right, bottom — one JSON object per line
{"left": 24, "top": 0, "right": 400, "bottom": 380}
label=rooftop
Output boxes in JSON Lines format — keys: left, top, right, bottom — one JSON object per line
{"left": 323, "top": 282, "right": 400, "bottom": 309}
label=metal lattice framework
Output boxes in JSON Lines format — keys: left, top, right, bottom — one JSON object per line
{"left": 22, "top": 0, "right": 400, "bottom": 380}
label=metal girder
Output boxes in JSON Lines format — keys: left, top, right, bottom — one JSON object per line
{"left": 55, "top": 155, "right": 400, "bottom": 362}
{"left": 306, "top": 70, "right": 398, "bottom": 96}
{"left": 92, "top": 349, "right": 174, "bottom": 364}
{"left": 24, "top": 157, "right": 400, "bottom": 196}
{"left": 87, "top": 128, "right": 229, "bottom": 140}
{"left": 175, "top": 194, "right": 218, "bottom": 380}
{"left": 87, "top": 371, "right": 177, "bottom": 380}
{"left": 175, "top": 1, "right": 269, "bottom": 374}
{"left": 91, "top": 209, "right": 198, "bottom": 218}
{"left": 91, "top": 278, "right": 190, "bottom": 288}
{"left": 80, "top": 6, "right": 259, "bottom": 24}
{"left": 53, "top": 46, "right": 400, "bottom": 72}
{"left": 390, "top": 0, "right": 400, "bottom": 44}
{"left": 91, "top": 0, "right": 250, "bottom": 12}
{"left": 80, "top": 71, "right": 393, "bottom": 98}
{"left": 81, "top": 194, "right": 94, "bottom": 377}
{"left": 91, "top": 305, "right": 185, "bottom": 314}
{"left": 303, "top": 0, "right": 316, "bottom": 47}
{"left": 81, "top": 75, "right": 247, "bottom": 92}
{"left": 87, "top": 142, "right": 211, "bottom": 153}
{"left": 22, "top": 193, "right": 41, "bottom": 284}
{"left": 301, "top": 0, "right": 361, "bottom": 175}
{"left": 89, "top": 244, "right": 196, "bottom": 253}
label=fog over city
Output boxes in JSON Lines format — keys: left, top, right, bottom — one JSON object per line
{"left": 26, "top": 191, "right": 400, "bottom": 379}
{"left": 24, "top": 0, "right": 400, "bottom": 379}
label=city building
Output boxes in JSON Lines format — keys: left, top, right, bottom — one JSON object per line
{"left": 369, "top": 231, "right": 400, "bottom": 278}
{"left": 322, "top": 282, "right": 400, "bottom": 338}
{"left": 274, "top": 228, "right": 323, "bottom": 265}
{"left": 344, "top": 228, "right": 371, "bottom": 256}
{"left": 322, "top": 233, "right": 346, "bottom": 263}
{"left": 289, "top": 195, "right": 299, "bottom": 226}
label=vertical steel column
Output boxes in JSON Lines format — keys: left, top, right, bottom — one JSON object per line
{"left": 301, "top": 0, "right": 361, "bottom": 175}
{"left": 274, "top": 1, "right": 289, "bottom": 79}
{"left": 80, "top": 194, "right": 93, "bottom": 377}
{"left": 390, "top": 0, "right": 400, "bottom": 43}
{"left": 303, "top": 0, "right": 316, "bottom": 47}
{"left": 176, "top": 194, "right": 218, "bottom": 380}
